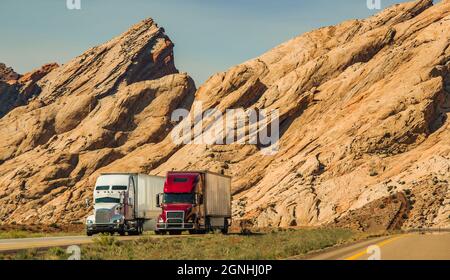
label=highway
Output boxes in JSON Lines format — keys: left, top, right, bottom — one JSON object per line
{"left": 306, "top": 232, "right": 450, "bottom": 260}
{"left": 0, "top": 234, "right": 188, "bottom": 253}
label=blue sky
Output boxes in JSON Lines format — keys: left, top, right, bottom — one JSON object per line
{"left": 0, "top": 0, "right": 419, "bottom": 85}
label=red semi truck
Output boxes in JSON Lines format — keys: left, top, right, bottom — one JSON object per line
{"left": 155, "top": 171, "right": 231, "bottom": 235}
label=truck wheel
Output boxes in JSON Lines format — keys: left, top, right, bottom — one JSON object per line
{"left": 221, "top": 219, "right": 229, "bottom": 235}
{"left": 86, "top": 231, "right": 93, "bottom": 237}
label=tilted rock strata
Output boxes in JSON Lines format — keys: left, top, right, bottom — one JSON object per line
{"left": 0, "top": 63, "right": 58, "bottom": 118}
{"left": 0, "top": 19, "right": 195, "bottom": 224}
{"left": 0, "top": 63, "right": 19, "bottom": 82}
{"left": 152, "top": 0, "right": 449, "bottom": 229}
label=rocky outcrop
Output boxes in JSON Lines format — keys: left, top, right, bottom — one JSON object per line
{"left": 0, "top": 63, "right": 19, "bottom": 82}
{"left": 0, "top": 19, "right": 195, "bottom": 224}
{"left": 0, "top": 63, "right": 58, "bottom": 118}
{"left": 0, "top": 64, "right": 21, "bottom": 117}
{"left": 0, "top": 81, "right": 19, "bottom": 118}
{"left": 18, "top": 63, "right": 59, "bottom": 98}
{"left": 0, "top": 0, "right": 448, "bottom": 230}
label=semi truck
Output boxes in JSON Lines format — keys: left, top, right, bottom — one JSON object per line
{"left": 155, "top": 171, "right": 231, "bottom": 235}
{"left": 85, "top": 173, "right": 165, "bottom": 236}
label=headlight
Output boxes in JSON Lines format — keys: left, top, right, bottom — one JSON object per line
{"left": 86, "top": 220, "right": 93, "bottom": 224}
{"left": 158, "top": 217, "right": 164, "bottom": 223}
{"left": 113, "top": 219, "right": 121, "bottom": 224}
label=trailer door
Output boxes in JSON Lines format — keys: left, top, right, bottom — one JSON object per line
{"left": 205, "top": 173, "right": 231, "bottom": 217}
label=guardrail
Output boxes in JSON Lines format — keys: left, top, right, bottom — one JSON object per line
{"left": 403, "top": 228, "right": 450, "bottom": 233}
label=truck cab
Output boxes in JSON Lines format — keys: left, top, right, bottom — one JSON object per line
{"left": 86, "top": 174, "right": 134, "bottom": 236}
{"left": 156, "top": 171, "right": 231, "bottom": 235}
{"left": 86, "top": 173, "right": 165, "bottom": 236}
{"left": 156, "top": 173, "right": 199, "bottom": 234}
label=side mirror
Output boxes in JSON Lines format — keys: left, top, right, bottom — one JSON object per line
{"left": 85, "top": 198, "right": 90, "bottom": 208}
{"left": 119, "top": 195, "right": 125, "bottom": 205}
{"left": 156, "top": 193, "right": 163, "bottom": 208}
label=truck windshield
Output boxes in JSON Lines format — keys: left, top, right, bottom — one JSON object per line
{"left": 95, "top": 197, "right": 120, "bottom": 203}
{"left": 96, "top": 186, "right": 109, "bottom": 191}
{"left": 174, "top": 177, "right": 188, "bottom": 183}
{"left": 164, "top": 193, "right": 194, "bottom": 204}
{"left": 112, "top": 185, "right": 127, "bottom": 190}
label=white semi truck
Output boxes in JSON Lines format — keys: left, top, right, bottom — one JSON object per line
{"left": 86, "top": 173, "right": 165, "bottom": 236}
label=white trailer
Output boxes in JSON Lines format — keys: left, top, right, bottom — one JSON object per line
{"left": 134, "top": 174, "right": 166, "bottom": 230}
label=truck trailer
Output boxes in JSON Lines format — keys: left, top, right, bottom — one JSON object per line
{"left": 155, "top": 171, "right": 231, "bottom": 235}
{"left": 86, "top": 173, "right": 165, "bottom": 236}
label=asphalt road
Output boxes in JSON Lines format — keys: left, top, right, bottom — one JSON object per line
{"left": 307, "top": 233, "right": 450, "bottom": 260}
{"left": 0, "top": 234, "right": 190, "bottom": 253}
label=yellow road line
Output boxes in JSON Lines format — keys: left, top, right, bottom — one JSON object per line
{"left": 344, "top": 235, "right": 407, "bottom": 260}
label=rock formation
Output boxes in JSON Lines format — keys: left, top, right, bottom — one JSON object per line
{"left": 0, "top": 63, "right": 58, "bottom": 118}
{"left": 0, "top": 63, "right": 20, "bottom": 82}
{"left": 0, "top": 19, "right": 195, "bottom": 224}
{"left": 0, "top": 0, "right": 448, "bottom": 231}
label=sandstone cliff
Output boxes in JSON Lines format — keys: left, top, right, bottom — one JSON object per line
{"left": 155, "top": 0, "right": 449, "bottom": 230}
{"left": 0, "top": 0, "right": 449, "bottom": 231}
{"left": 0, "top": 19, "right": 196, "bottom": 223}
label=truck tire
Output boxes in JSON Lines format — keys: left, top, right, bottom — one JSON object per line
{"left": 135, "top": 222, "right": 143, "bottom": 235}
{"left": 221, "top": 219, "right": 229, "bottom": 235}
{"left": 86, "top": 231, "right": 93, "bottom": 237}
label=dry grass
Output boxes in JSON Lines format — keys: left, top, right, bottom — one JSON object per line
{"left": 0, "top": 223, "right": 83, "bottom": 240}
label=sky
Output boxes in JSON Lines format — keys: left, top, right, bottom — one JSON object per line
{"left": 0, "top": 0, "right": 424, "bottom": 85}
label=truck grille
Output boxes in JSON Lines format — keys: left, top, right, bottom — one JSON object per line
{"left": 95, "top": 209, "right": 112, "bottom": 224}
{"left": 166, "top": 211, "right": 184, "bottom": 224}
